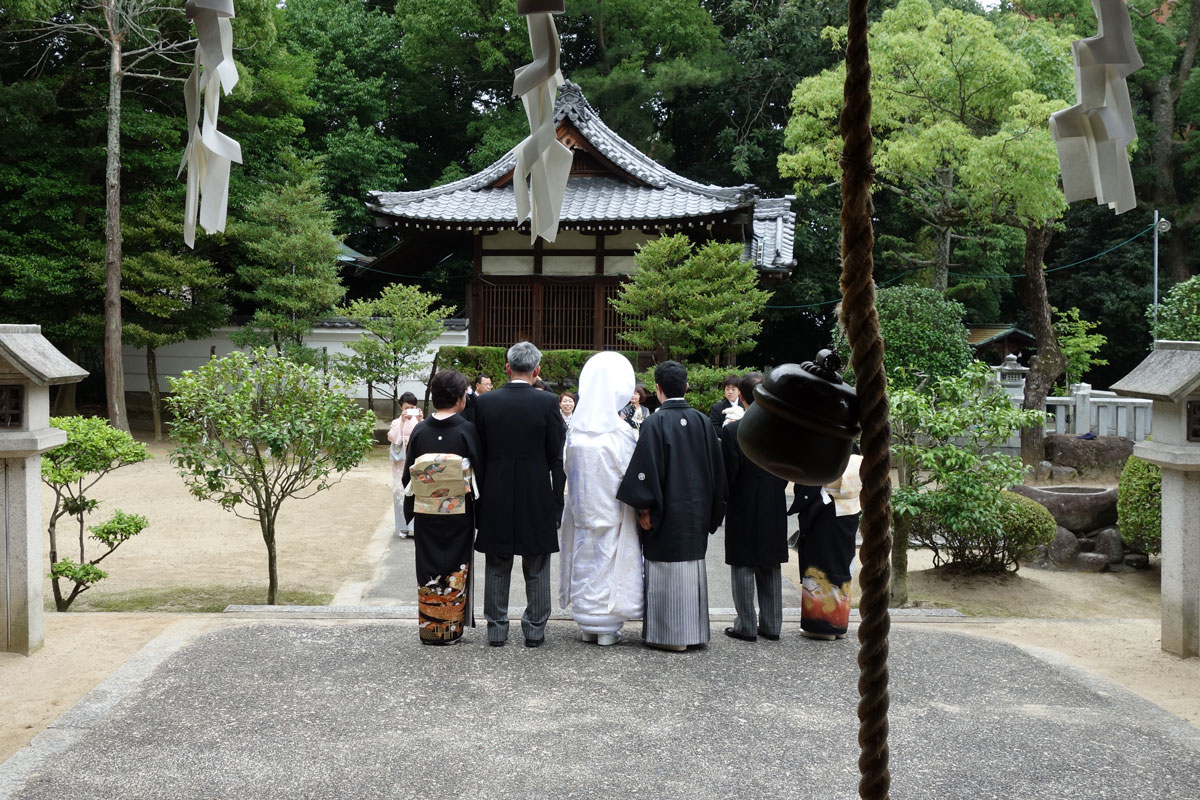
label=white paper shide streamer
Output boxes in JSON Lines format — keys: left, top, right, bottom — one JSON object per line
{"left": 511, "top": 8, "right": 571, "bottom": 244}
{"left": 1049, "top": 0, "right": 1143, "bottom": 215}
{"left": 180, "top": 0, "right": 242, "bottom": 248}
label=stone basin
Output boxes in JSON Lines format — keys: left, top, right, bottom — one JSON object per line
{"left": 1009, "top": 484, "right": 1118, "bottom": 534}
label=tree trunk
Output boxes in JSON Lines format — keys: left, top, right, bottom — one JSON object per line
{"left": 1018, "top": 224, "right": 1066, "bottom": 467}
{"left": 264, "top": 518, "right": 278, "bottom": 605}
{"left": 889, "top": 447, "right": 912, "bottom": 607}
{"left": 932, "top": 224, "right": 950, "bottom": 292}
{"left": 890, "top": 511, "right": 910, "bottom": 607}
{"left": 104, "top": 38, "right": 129, "bottom": 432}
{"left": 147, "top": 346, "right": 163, "bottom": 441}
{"left": 48, "top": 514, "right": 66, "bottom": 612}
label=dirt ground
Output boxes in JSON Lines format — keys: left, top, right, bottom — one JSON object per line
{"left": 3, "top": 438, "right": 1198, "bottom": 763}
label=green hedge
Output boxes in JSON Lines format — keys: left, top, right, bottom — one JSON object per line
{"left": 435, "top": 346, "right": 638, "bottom": 394}
{"left": 1117, "top": 455, "right": 1161, "bottom": 555}
{"left": 907, "top": 490, "right": 1056, "bottom": 574}
{"left": 635, "top": 363, "right": 760, "bottom": 412}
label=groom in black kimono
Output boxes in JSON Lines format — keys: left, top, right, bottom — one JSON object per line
{"left": 617, "top": 361, "right": 726, "bottom": 651}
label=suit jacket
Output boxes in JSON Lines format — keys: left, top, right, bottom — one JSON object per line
{"left": 473, "top": 381, "right": 567, "bottom": 556}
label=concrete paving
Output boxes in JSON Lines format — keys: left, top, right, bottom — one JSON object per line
{"left": 2, "top": 619, "right": 1199, "bottom": 799}
{"left": 4, "top": 511, "right": 1198, "bottom": 798}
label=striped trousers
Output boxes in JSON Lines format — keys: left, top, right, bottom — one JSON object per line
{"left": 643, "top": 559, "right": 710, "bottom": 647}
{"left": 729, "top": 564, "right": 783, "bottom": 638}
{"left": 483, "top": 553, "right": 551, "bottom": 643}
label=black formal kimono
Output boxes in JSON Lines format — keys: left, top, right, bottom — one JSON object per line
{"left": 473, "top": 381, "right": 567, "bottom": 557}
{"left": 402, "top": 414, "right": 483, "bottom": 645}
{"left": 721, "top": 419, "right": 788, "bottom": 568}
{"left": 789, "top": 460, "right": 861, "bottom": 638}
{"left": 617, "top": 397, "right": 726, "bottom": 647}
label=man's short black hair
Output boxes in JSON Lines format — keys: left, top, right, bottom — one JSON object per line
{"left": 399, "top": 391, "right": 419, "bottom": 406}
{"left": 722, "top": 373, "right": 741, "bottom": 388}
{"left": 655, "top": 361, "right": 688, "bottom": 399}
{"left": 430, "top": 369, "right": 469, "bottom": 410}
{"left": 738, "top": 372, "right": 764, "bottom": 406}
{"left": 474, "top": 374, "right": 490, "bottom": 388}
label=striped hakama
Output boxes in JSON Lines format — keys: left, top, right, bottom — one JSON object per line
{"left": 642, "top": 559, "right": 710, "bottom": 646}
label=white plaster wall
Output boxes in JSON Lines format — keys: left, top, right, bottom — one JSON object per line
{"left": 607, "top": 230, "right": 653, "bottom": 249}
{"left": 543, "top": 231, "right": 593, "bottom": 250}
{"left": 122, "top": 324, "right": 470, "bottom": 401}
{"left": 482, "top": 255, "right": 532, "bottom": 275}
{"left": 543, "top": 256, "right": 594, "bottom": 275}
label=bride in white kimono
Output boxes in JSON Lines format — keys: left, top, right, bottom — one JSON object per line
{"left": 558, "top": 351, "right": 645, "bottom": 646}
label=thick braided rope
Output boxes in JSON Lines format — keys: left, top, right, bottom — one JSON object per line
{"left": 839, "top": 0, "right": 893, "bottom": 798}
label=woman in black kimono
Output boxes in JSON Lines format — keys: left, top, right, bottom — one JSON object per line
{"left": 789, "top": 452, "right": 862, "bottom": 640}
{"left": 402, "top": 369, "right": 483, "bottom": 646}
{"left": 720, "top": 372, "right": 789, "bottom": 642}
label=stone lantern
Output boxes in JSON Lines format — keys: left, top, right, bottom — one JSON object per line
{"left": 1112, "top": 340, "right": 1200, "bottom": 657}
{"left": 993, "top": 353, "right": 1030, "bottom": 400}
{"left": 0, "top": 325, "right": 87, "bottom": 655}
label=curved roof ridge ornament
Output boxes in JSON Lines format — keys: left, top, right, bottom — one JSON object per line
{"left": 512, "top": 0, "right": 571, "bottom": 243}
{"left": 179, "top": 0, "right": 242, "bottom": 248}
{"left": 1049, "top": 0, "right": 1143, "bottom": 214}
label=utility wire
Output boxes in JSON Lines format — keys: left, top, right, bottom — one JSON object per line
{"left": 764, "top": 223, "right": 1156, "bottom": 310}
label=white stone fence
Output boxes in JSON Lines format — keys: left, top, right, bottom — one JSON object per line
{"left": 1043, "top": 384, "right": 1152, "bottom": 441}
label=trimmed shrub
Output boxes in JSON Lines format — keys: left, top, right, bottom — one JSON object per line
{"left": 636, "top": 363, "right": 760, "bottom": 412}
{"left": 435, "top": 346, "right": 638, "bottom": 393}
{"left": 908, "top": 490, "right": 1056, "bottom": 574}
{"left": 1117, "top": 455, "right": 1161, "bottom": 555}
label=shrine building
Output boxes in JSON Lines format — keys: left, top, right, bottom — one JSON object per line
{"left": 366, "top": 82, "right": 796, "bottom": 352}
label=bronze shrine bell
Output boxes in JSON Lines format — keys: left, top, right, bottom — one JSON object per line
{"left": 737, "top": 350, "right": 860, "bottom": 485}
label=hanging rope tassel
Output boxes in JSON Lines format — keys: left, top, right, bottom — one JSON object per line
{"left": 839, "top": 0, "right": 893, "bottom": 798}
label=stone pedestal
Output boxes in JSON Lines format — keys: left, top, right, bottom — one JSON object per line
{"left": 0, "top": 324, "right": 87, "bottom": 655}
{"left": 1160, "top": 469, "right": 1200, "bottom": 656}
{"left": 2, "top": 455, "right": 46, "bottom": 655}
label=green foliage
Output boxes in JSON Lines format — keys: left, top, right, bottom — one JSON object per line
{"left": 434, "top": 346, "right": 638, "bottom": 394}
{"left": 780, "top": 0, "right": 1073, "bottom": 289}
{"left": 230, "top": 164, "right": 346, "bottom": 355}
{"left": 434, "top": 346, "right": 509, "bottom": 391}
{"left": 837, "top": 285, "right": 973, "bottom": 390}
{"left": 891, "top": 363, "right": 1045, "bottom": 573}
{"left": 338, "top": 283, "right": 452, "bottom": 417}
{"left": 909, "top": 490, "right": 1057, "bottom": 575}
{"left": 1117, "top": 455, "right": 1162, "bottom": 555}
{"left": 610, "top": 234, "right": 772, "bottom": 364}
{"left": 635, "top": 363, "right": 757, "bottom": 413}
{"left": 1053, "top": 306, "right": 1108, "bottom": 389}
{"left": 165, "top": 349, "right": 375, "bottom": 603}
{"left": 1150, "top": 275, "right": 1200, "bottom": 341}
{"left": 41, "top": 416, "right": 151, "bottom": 611}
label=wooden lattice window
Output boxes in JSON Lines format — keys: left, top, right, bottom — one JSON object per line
{"left": 479, "top": 282, "right": 534, "bottom": 348}
{"left": 0, "top": 385, "right": 23, "bottom": 428}
{"left": 542, "top": 283, "right": 595, "bottom": 350}
{"left": 604, "top": 283, "right": 641, "bottom": 349}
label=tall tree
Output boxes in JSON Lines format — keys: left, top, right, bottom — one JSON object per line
{"left": 122, "top": 193, "right": 230, "bottom": 440}
{"left": 230, "top": 161, "right": 345, "bottom": 358}
{"left": 780, "top": 0, "right": 1073, "bottom": 292}
{"left": 16, "top": 0, "right": 197, "bottom": 431}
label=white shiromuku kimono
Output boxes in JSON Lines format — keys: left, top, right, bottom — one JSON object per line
{"left": 558, "top": 352, "right": 644, "bottom": 636}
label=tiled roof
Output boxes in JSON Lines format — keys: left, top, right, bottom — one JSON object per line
{"left": 366, "top": 82, "right": 795, "bottom": 270}
{"left": 966, "top": 324, "right": 1035, "bottom": 347}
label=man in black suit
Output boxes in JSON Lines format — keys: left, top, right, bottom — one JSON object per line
{"left": 708, "top": 373, "right": 744, "bottom": 436}
{"left": 461, "top": 373, "right": 492, "bottom": 424}
{"left": 473, "top": 343, "right": 566, "bottom": 647}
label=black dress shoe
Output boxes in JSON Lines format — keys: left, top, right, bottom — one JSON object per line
{"left": 724, "top": 627, "right": 756, "bottom": 642}
{"left": 525, "top": 638, "right": 544, "bottom": 648}
{"left": 758, "top": 631, "right": 781, "bottom": 641}
{"left": 488, "top": 640, "right": 505, "bottom": 647}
